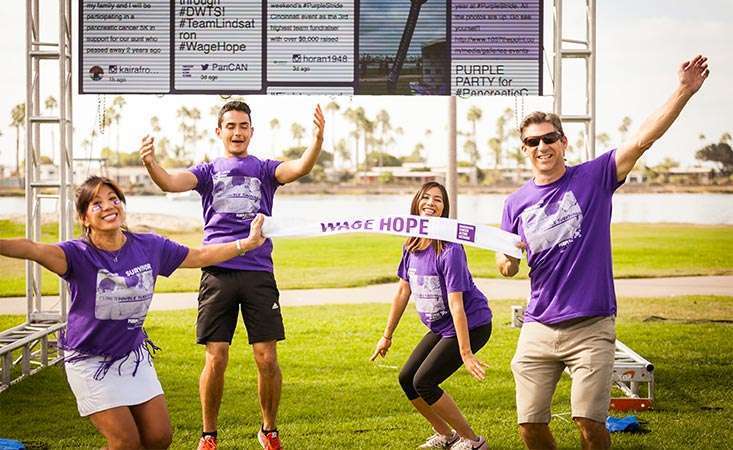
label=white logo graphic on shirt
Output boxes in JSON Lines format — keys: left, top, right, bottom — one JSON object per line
{"left": 408, "top": 268, "right": 448, "bottom": 322}
{"left": 212, "top": 172, "right": 261, "bottom": 216}
{"left": 95, "top": 267, "right": 155, "bottom": 329}
{"left": 520, "top": 191, "right": 583, "bottom": 253}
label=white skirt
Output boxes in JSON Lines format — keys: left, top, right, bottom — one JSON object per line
{"left": 64, "top": 348, "right": 164, "bottom": 417}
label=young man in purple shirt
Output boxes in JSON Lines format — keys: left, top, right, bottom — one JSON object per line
{"left": 140, "top": 100, "right": 325, "bottom": 450}
{"left": 497, "top": 55, "right": 709, "bottom": 450}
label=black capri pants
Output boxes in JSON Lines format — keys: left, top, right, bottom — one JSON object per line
{"left": 398, "top": 322, "right": 492, "bottom": 405}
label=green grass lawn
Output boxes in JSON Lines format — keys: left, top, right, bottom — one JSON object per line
{"left": 1, "top": 221, "right": 732, "bottom": 297}
{"left": 0, "top": 296, "right": 731, "bottom": 449}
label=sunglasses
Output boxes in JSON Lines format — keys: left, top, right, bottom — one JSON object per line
{"left": 522, "top": 131, "right": 563, "bottom": 147}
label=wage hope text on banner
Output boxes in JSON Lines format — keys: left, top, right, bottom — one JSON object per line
{"left": 262, "top": 214, "right": 523, "bottom": 259}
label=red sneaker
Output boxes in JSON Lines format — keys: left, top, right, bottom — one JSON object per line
{"left": 257, "top": 427, "right": 283, "bottom": 450}
{"left": 197, "top": 435, "right": 217, "bottom": 450}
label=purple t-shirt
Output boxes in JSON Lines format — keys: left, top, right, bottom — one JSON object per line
{"left": 58, "top": 232, "right": 189, "bottom": 359}
{"left": 189, "top": 155, "right": 282, "bottom": 271}
{"left": 398, "top": 242, "right": 492, "bottom": 337}
{"left": 501, "top": 150, "right": 625, "bottom": 324}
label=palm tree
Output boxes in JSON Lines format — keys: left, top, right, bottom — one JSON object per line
{"left": 209, "top": 105, "right": 220, "bottom": 126}
{"left": 572, "top": 130, "right": 586, "bottom": 163}
{"left": 490, "top": 108, "right": 515, "bottom": 169}
{"left": 158, "top": 137, "right": 171, "bottom": 163}
{"left": 375, "top": 110, "right": 392, "bottom": 167}
{"left": 466, "top": 106, "right": 483, "bottom": 164}
{"left": 104, "top": 105, "right": 120, "bottom": 172}
{"left": 10, "top": 103, "right": 25, "bottom": 186}
{"left": 463, "top": 140, "right": 479, "bottom": 165}
{"left": 290, "top": 122, "right": 305, "bottom": 148}
{"left": 111, "top": 96, "right": 126, "bottom": 154}
{"left": 176, "top": 106, "right": 205, "bottom": 162}
{"left": 344, "top": 106, "right": 365, "bottom": 171}
{"left": 270, "top": 118, "right": 280, "bottom": 153}
{"left": 360, "top": 117, "right": 375, "bottom": 170}
{"left": 150, "top": 116, "right": 161, "bottom": 134}
{"left": 410, "top": 142, "right": 425, "bottom": 163}
{"left": 487, "top": 137, "right": 502, "bottom": 170}
{"left": 325, "top": 101, "right": 340, "bottom": 153}
{"left": 596, "top": 132, "right": 611, "bottom": 150}
{"left": 507, "top": 147, "right": 527, "bottom": 182}
{"left": 334, "top": 138, "right": 350, "bottom": 168}
{"left": 618, "top": 116, "right": 632, "bottom": 143}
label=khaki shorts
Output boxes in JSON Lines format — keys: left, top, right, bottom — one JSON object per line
{"left": 511, "top": 316, "right": 616, "bottom": 424}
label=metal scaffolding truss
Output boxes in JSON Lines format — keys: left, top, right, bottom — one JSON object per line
{"left": 553, "top": 0, "right": 596, "bottom": 160}
{"left": 0, "top": 0, "right": 73, "bottom": 392}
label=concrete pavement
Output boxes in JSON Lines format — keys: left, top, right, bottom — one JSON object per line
{"left": 0, "top": 276, "right": 731, "bottom": 315}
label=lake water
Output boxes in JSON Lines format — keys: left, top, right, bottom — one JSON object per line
{"left": 1, "top": 193, "right": 731, "bottom": 225}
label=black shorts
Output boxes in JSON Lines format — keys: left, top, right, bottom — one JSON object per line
{"left": 196, "top": 267, "right": 285, "bottom": 345}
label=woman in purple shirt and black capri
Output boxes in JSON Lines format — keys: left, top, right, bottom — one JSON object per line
{"left": 371, "top": 181, "right": 493, "bottom": 450}
{"left": 0, "top": 176, "right": 265, "bottom": 449}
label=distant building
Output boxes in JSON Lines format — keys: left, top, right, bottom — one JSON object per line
{"left": 356, "top": 164, "right": 478, "bottom": 185}
{"left": 496, "top": 167, "right": 534, "bottom": 184}
{"left": 626, "top": 169, "right": 647, "bottom": 184}
{"left": 73, "top": 158, "right": 110, "bottom": 181}
{"left": 108, "top": 166, "right": 158, "bottom": 190}
{"left": 666, "top": 166, "right": 717, "bottom": 184}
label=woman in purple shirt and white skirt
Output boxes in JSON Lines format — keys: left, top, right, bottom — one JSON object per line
{"left": 371, "top": 181, "right": 493, "bottom": 450}
{"left": 0, "top": 176, "right": 266, "bottom": 449}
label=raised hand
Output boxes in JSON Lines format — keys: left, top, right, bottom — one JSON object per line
{"left": 678, "top": 55, "right": 709, "bottom": 95}
{"left": 313, "top": 104, "right": 325, "bottom": 142}
{"left": 139, "top": 135, "right": 157, "bottom": 166}
{"left": 370, "top": 336, "right": 392, "bottom": 361}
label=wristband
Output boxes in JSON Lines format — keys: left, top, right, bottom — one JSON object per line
{"left": 235, "top": 239, "right": 247, "bottom": 256}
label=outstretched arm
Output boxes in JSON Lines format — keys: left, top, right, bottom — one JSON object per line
{"left": 275, "top": 105, "right": 325, "bottom": 184}
{"left": 140, "top": 135, "right": 198, "bottom": 192}
{"left": 370, "top": 279, "right": 411, "bottom": 361}
{"left": 179, "top": 214, "right": 266, "bottom": 268}
{"left": 616, "top": 55, "right": 710, "bottom": 182}
{"left": 0, "top": 239, "right": 67, "bottom": 276}
{"left": 448, "top": 292, "right": 488, "bottom": 381}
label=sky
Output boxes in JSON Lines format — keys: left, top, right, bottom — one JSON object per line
{"left": 0, "top": 0, "right": 731, "bottom": 170}
{"left": 359, "top": 0, "right": 446, "bottom": 57}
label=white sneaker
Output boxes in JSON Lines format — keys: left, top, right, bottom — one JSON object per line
{"left": 450, "top": 435, "right": 488, "bottom": 450}
{"left": 418, "top": 430, "right": 459, "bottom": 448}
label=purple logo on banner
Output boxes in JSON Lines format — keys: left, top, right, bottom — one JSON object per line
{"left": 456, "top": 223, "right": 476, "bottom": 242}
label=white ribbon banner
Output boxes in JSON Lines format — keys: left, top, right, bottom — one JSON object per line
{"left": 262, "top": 215, "right": 522, "bottom": 259}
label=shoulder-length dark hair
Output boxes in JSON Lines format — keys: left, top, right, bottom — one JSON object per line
{"left": 404, "top": 181, "right": 449, "bottom": 254}
{"left": 75, "top": 176, "right": 127, "bottom": 238}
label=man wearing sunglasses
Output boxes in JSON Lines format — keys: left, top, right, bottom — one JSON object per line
{"left": 497, "top": 55, "right": 709, "bottom": 450}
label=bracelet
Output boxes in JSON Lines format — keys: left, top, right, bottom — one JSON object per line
{"left": 235, "top": 239, "right": 247, "bottom": 256}
{"left": 383, "top": 335, "right": 392, "bottom": 340}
